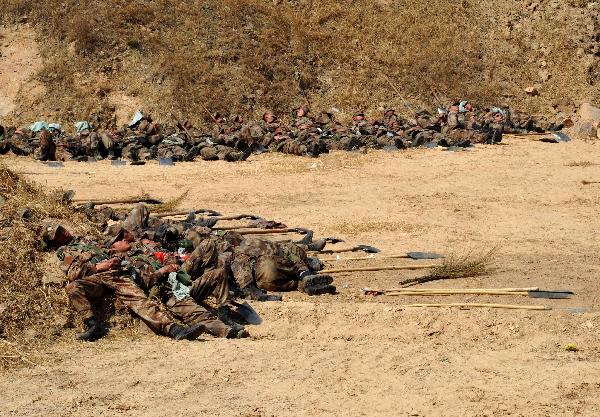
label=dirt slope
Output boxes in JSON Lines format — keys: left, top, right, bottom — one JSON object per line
{"left": 0, "top": 26, "right": 43, "bottom": 119}
{"left": 1, "top": 138, "right": 599, "bottom": 415}
{"left": 0, "top": 1, "right": 598, "bottom": 125}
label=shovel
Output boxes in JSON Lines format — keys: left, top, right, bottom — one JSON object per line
{"left": 539, "top": 132, "right": 571, "bottom": 143}
{"left": 317, "top": 245, "right": 381, "bottom": 254}
{"left": 230, "top": 301, "right": 262, "bottom": 325}
{"left": 236, "top": 228, "right": 310, "bottom": 236}
{"left": 207, "top": 214, "right": 263, "bottom": 221}
{"left": 321, "top": 251, "right": 443, "bottom": 262}
{"left": 74, "top": 196, "right": 163, "bottom": 205}
{"left": 154, "top": 209, "right": 223, "bottom": 218}
{"left": 399, "top": 303, "right": 551, "bottom": 311}
{"left": 363, "top": 287, "right": 573, "bottom": 299}
{"left": 212, "top": 218, "right": 287, "bottom": 231}
{"left": 321, "top": 264, "right": 435, "bottom": 274}
{"left": 505, "top": 132, "right": 571, "bottom": 143}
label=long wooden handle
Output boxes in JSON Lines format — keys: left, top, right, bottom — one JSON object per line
{"left": 321, "top": 254, "right": 410, "bottom": 262}
{"left": 213, "top": 224, "right": 255, "bottom": 230}
{"left": 315, "top": 248, "right": 364, "bottom": 254}
{"left": 386, "top": 291, "right": 529, "bottom": 296}
{"left": 384, "top": 287, "right": 540, "bottom": 293}
{"left": 74, "top": 197, "right": 158, "bottom": 205}
{"left": 239, "top": 228, "right": 295, "bottom": 235}
{"left": 211, "top": 214, "right": 261, "bottom": 221}
{"left": 504, "top": 132, "right": 549, "bottom": 138}
{"left": 154, "top": 209, "right": 220, "bottom": 218}
{"left": 399, "top": 303, "right": 550, "bottom": 310}
{"left": 321, "top": 264, "right": 435, "bottom": 274}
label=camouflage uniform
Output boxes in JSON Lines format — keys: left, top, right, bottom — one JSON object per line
{"left": 5, "top": 130, "right": 34, "bottom": 156}
{"left": 59, "top": 239, "right": 179, "bottom": 336}
{"left": 125, "top": 240, "right": 234, "bottom": 338}
{"left": 231, "top": 238, "right": 310, "bottom": 292}
{"left": 36, "top": 130, "right": 57, "bottom": 161}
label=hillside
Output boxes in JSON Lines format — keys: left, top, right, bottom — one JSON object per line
{"left": 1, "top": 0, "right": 599, "bottom": 126}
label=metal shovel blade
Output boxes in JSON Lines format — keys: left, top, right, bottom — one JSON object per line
{"left": 233, "top": 301, "right": 262, "bottom": 325}
{"left": 354, "top": 245, "right": 381, "bottom": 253}
{"left": 203, "top": 209, "right": 223, "bottom": 216}
{"left": 406, "top": 251, "right": 444, "bottom": 260}
{"left": 325, "top": 237, "right": 345, "bottom": 244}
{"left": 539, "top": 132, "right": 571, "bottom": 143}
{"left": 143, "top": 199, "right": 164, "bottom": 205}
{"left": 552, "top": 132, "right": 571, "bottom": 142}
{"left": 159, "top": 158, "right": 175, "bottom": 166}
{"left": 528, "top": 291, "right": 573, "bottom": 299}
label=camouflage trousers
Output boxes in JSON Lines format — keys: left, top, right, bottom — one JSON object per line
{"left": 65, "top": 272, "right": 174, "bottom": 335}
{"left": 231, "top": 242, "right": 309, "bottom": 292}
{"left": 165, "top": 267, "right": 232, "bottom": 337}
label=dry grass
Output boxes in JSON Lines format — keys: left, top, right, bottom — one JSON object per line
{"left": 153, "top": 189, "right": 189, "bottom": 214}
{"left": 333, "top": 219, "right": 423, "bottom": 235}
{"left": 400, "top": 247, "right": 498, "bottom": 287}
{"left": 0, "top": 164, "right": 99, "bottom": 370}
{"left": 1, "top": 0, "right": 598, "bottom": 126}
{"left": 566, "top": 161, "right": 597, "bottom": 167}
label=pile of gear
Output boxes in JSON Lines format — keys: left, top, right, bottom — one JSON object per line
{"left": 41, "top": 202, "right": 345, "bottom": 342}
{"left": 0, "top": 102, "right": 568, "bottom": 162}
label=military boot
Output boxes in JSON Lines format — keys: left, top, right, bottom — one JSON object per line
{"left": 240, "top": 285, "right": 282, "bottom": 302}
{"left": 298, "top": 274, "right": 336, "bottom": 296}
{"left": 300, "top": 274, "right": 333, "bottom": 287}
{"left": 302, "top": 284, "right": 336, "bottom": 296}
{"left": 168, "top": 323, "right": 206, "bottom": 341}
{"left": 307, "top": 238, "right": 327, "bottom": 252}
{"left": 76, "top": 316, "right": 105, "bottom": 342}
{"left": 225, "top": 323, "right": 250, "bottom": 339}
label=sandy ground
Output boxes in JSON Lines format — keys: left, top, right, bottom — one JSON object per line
{"left": 0, "top": 26, "right": 43, "bottom": 119}
{"left": 1, "top": 137, "right": 600, "bottom": 416}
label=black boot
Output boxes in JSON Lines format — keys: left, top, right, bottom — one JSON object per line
{"left": 168, "top": 323, "right": 206, "bottom": 341}
{"left": 36, "top": 148, "right": 50, "bottom": 162}
{"left": 300, "top": 274, "right": 333, "bottom": 288}
{"left": 225, "top": 323, "right": 250, "bottom": 339}
{"left": 76, "top": 316, "right": 104, "bottom": 342}
{"left": 302, "top": 284, "right": 337, "bottom": 296}
{"left": 307, "top": 238, "right": 327, "bottom": 252}
{"left": 298, "top": 274, "right": 335, "bottom": 296}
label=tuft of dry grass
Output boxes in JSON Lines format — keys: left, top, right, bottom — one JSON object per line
{"left": 400, "top": 247, "right": 498, "bottom": 287}
{"left": 332, "top": 219, "right": 424, "bottom": 235}
{"left": 152, "top": 189, "right": 189, "bottom": 214}
{"left": 566, "top": 161, "right": 597, "bottom": 167}
{"left": 0, "top": 164, "right": 100, "bottom": 370}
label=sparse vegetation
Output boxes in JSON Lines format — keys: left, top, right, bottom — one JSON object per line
{"left": 566, "top": 161, "right": 597, "bottom": 167}
{"left": 0, "top": 165, "right": 99, "bottom": 369}
{"left": 153, "top": 190, "right": 189, "bottom": 213}
{"left": 0, "top": 0, "right": 598, "bottom": 126}
{"left": 400, "top": 247, "right": 498, "bottom": 287}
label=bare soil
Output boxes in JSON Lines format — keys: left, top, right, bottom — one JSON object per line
{"left": 1, "top": 1, "right": 599, "bottom": 125}
{"left": 0, "top": 137, "right": 599, "bottom": 416}
{"left": 0, "top": 26, "right": 43, "bottom": 120}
